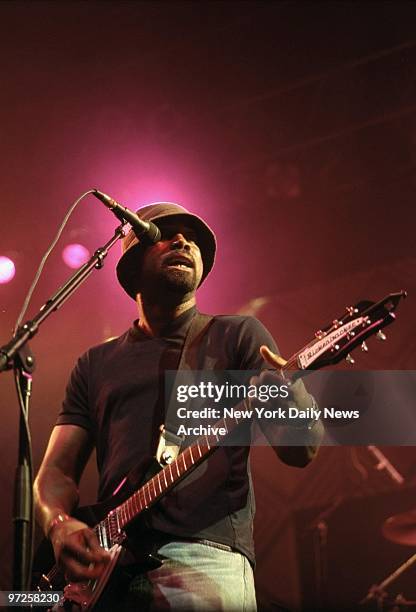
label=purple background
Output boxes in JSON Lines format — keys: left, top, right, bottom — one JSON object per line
{"left": 0, "top": 2, "right": 415, "bottom": 608}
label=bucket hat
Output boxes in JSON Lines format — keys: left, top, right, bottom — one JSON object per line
{"left": 116, "top": 202, "right": 216, "bottom": 299}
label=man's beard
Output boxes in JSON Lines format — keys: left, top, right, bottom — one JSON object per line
{"left": 140, "top": 266, "right": 198, "bottom": 299}
{"left": 159, "top": 266, "right": 198, "bottom": 295}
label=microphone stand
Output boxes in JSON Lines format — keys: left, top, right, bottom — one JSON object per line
{"left": 0, "top": 223, "right": 126, "bottom": 590}
{"left": 308, "top": 496, "right": 344, "bottom": 610}
{"left": 366, "top": 445, "right": 404, "bottom": 485}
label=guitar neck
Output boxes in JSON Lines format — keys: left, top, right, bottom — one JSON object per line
{"left": 106, "top": 342, "right": 333, "bottom": 537}
{"left": 110, "top": 362, "right": 301, "bottom": 534}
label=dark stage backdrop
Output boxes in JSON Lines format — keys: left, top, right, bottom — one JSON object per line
{"left": 0, "top": 2, "right": 415, "bottom": 609}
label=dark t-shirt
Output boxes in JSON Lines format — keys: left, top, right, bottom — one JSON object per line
{"left": 57, "top": 307, "right": 278, "bottom": 563}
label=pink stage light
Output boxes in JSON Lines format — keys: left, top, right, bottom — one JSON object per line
{"left": 0, "top": 256, "right": 16, "bottom": 284}
{"left": 62, "top": 244, "right": 90, "bottom": 269}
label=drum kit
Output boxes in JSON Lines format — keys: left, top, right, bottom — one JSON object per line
{"left": 360, "top": 509, "right": 416, "bottom": 611}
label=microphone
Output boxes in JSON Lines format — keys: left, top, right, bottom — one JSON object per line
{"left": 92, "top": 189, "right": 161, "bottom": 243}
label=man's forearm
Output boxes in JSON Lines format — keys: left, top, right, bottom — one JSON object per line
{"left": 275, "top": 417, "right": 324, "bottom": 465}
{"left": 34, "top": 466, "right": 80, "bottom": 536}
{"left": 257, "top": 374, "right": 324, "bottom": 465}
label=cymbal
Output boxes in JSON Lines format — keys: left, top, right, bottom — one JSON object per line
{"left": 382, "top": 509, "right": 416, "bottom": 546}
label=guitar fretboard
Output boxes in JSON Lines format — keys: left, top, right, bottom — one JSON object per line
{"left": 101, "top": 413, "right": 245, "bottom": 544}
{"left": 99, "top": 363, "right": 303, "bottom": 546}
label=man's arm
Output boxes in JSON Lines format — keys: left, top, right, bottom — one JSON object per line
{"left": 256, "top": 346, "right": 324, "bottom": 467}
{"left": 34, "top": 425, "right": 110, "bottom": 580}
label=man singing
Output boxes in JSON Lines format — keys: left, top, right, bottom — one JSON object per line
{"left": 34, "top": 202, "right": 322, "bottom": 610}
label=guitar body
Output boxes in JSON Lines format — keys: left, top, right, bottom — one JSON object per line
{"left": 33, "top": 457, "right": 163, "bottom": 610}
{"left": 53, "top": 544, "right": 123, "bottom": 612}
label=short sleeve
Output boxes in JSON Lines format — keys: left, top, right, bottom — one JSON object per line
{"left": 236, "top": 317, "right": 279, "bottom": 370}
{"left": 56, "top": 352, "right": 95, "bottom": 434}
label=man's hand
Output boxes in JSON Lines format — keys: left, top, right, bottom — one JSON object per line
{"left": 49, "top": 516, "right": 110, "bottom": 582}
{"left": 256, "top": 345, "right": 324, "bottom": 465}
{"left": 260, "top": 345, "right": 287, "bottom": 369}
{"left": 259, "top": 345, "right": 312, "bottom": 409}
{"left": 251, "top": 345, "right": 287, "bottom": 393}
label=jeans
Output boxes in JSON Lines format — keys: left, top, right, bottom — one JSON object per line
{"left": 102, "top": 540, "right": 257, "bottom": 611}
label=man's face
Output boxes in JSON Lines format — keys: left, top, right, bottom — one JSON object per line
{"left": 139, "top": 219, "right": 204, "bottom": 297}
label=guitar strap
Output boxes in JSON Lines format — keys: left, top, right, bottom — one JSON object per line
{"left": 155, "top": 312, "right": 214, "bottom": 465}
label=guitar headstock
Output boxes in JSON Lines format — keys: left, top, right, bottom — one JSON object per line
{"left": 295, "top": 291, "right": 407, "bottom": 371}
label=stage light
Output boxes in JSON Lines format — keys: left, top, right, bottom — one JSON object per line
{"left": 0, "top": 256, "right": 16, "bottom": 284}
{"left": 62, "top": 244, "right": 90, "bottom": 269}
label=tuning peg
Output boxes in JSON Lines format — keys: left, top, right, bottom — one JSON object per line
{"left": 361, "top": 341, "right": 368, "bottom": 352}
{"left": 346, "top": 354, "right": 355, "bottom": 365}
{"left": 376, "top": 330, "right": 387, "bottom": 341}
{"left": 345, "top": 306, "right": 359, "bottom": 316}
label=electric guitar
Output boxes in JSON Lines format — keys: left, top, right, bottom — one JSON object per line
{"left": 34, "top": 291, "right": 407, "bottom": 610}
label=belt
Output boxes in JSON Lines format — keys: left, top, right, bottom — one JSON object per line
{"left": 127, "top": 527, "right": 235, "bottom": 555}
{"left": 191, "top": 538, "right": 234, "bottom": 553}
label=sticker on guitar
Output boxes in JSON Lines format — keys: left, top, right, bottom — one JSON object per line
{"left": 297, "top": 317, "right": 367, "bottom": 369}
